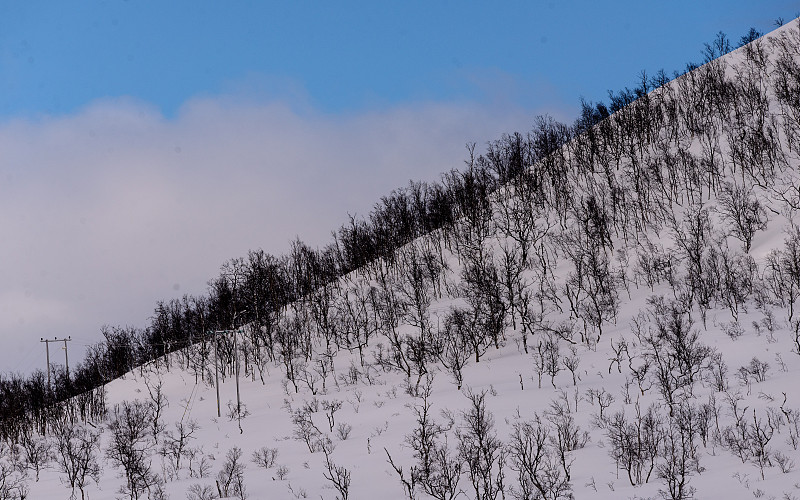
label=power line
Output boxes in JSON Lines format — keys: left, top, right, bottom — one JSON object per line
{"left": 11, "top": 343, "right": 41, "bottom": 373}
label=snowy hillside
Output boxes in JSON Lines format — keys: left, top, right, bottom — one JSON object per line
{"left": 4, "top": 18, "right": 800, "bottom": 500}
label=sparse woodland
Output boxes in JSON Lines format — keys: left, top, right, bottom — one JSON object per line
{"left": 4, "top": 19, "right": 800, "bottom": 500}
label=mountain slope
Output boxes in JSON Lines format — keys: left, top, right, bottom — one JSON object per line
{"left": 5, "top": 18, "right": 800, "bottom": 500}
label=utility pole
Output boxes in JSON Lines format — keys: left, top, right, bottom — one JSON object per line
{"left": 234, "top": 327, "right": 241, "bottom": 418}
{"left": 40, "top": 338, "right": 53, "bottom": 390}
{"left": 61, "top": 336, "right": 71, "bottom": 380}
{"left": 213, "top": 331, "right": 221, "bottom": 418}
{"left": 211, "top": 309, "right": 247, "bottom": 423}
{"left": 212, "top": 328, "right": 238, "bottom": 418}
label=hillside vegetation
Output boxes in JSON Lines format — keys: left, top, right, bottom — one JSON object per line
{"left": 3, "top": 18, "right": 800, "bottom": 500}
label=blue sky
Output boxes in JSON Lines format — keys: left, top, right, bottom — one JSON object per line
{"left": 0, "top": 1, "right": 797, "bottom": 373}
{"left": 2, "top": 1, "right": 796, "bottom": 119}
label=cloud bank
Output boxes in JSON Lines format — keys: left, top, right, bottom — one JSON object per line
{"left": 0, "top": 93, "right": 555, "bottom": 373}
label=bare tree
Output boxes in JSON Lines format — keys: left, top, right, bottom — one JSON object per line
{"left": 160, "top": 420, "right": 199, "bottom": 479}
{"left": 462, "top": 255, "right": 507, "bottom": 353}
{"left": 0, "top": 445, "right": 28, "bottom": 500}
{"left": 508, "top": 415, "right": 573, "bottom": 500}
{"left": 394, "top": 243, "right": 441, "bottom": 381}
{"left": 458, "top": 389, "right": 506, "bottom": 500}
{"left": 764, "top": 227, "right": 800, "bottom": 322}
{"left": 717, "top": 182, "right": 768, "bottom": 253}
{"left": 372, "top": 272, "right": 413, "bottom": 377}
{"left": 322, "top": 446, "right": 351, "bottom": 500}
{"left": 106, "top": 400, "right": 161, "bottom": 500}
{"left": 216, "top": 446, "right": 247, "bottom": 499}
{"left": 291, "top": 406, "right": 325, "bottom": 454}
{"left": 434, "top": 308, "right": 473, "bottom": 389}
{"left": 19, "top": 431, "right": 52, "bottom": 482}
{"left": 541, "top": 333, "right": 562, "bottom": 388}
{"left": 335, "top": 283, "right": 378, "bottom": 367}
{"left": 314, "top": 399, "right": 339, "bottom": 434}
{"left": 251, "top": 446, "right": 279, "bottom": 470}
{"left": 668, "top": 206, "right": 714, "bottom": 325}
{"left": 144, "top": 376, "right": 169, "bottom": 443}
{"left": 748, "top": 409, "right": 776, "bottom": 480}
{"left": 633, "top": 297, "right": 711, "bottom": 412}
{"left": 53, "top": 420, "right": 101, "bottom": 500}
{"left": 562, "top": 345, "right": 581, "bottom": 386}
{"left": 545, "top": 392, "right": 587, "bottom": 481}
{"left": 604, "top": 402, "right": 663, "bottom": 486}
{"left": 412, "top": 377, "right": 462, "bottom": 500}
{"left": 385, "top": 449, "right": 419, "bottom": 500}
{"left": 657, "top": 404, "right": 699, "bottom": 500}
{"left": 186, "top": 483, "right": 218, "bottom": 500}
{"left": 586, "top": 388, "right": 615, "bottom": 425}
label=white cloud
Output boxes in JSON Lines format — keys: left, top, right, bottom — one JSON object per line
{"left": 0, "top": 93, "right": 550, "bottom": 373}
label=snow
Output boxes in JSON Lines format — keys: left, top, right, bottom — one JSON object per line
{"left": 8, "top": 16, "right": 800, "bottom": 500}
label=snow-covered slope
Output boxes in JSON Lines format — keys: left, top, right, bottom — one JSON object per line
{"left": 6, "top": 18, "right": 800, "bottom": 500}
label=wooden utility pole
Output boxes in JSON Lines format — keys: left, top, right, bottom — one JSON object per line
{"left": 212, "top": 329, "right": 237, "bottom": 418}
{"left": 61, "top": 336, "right": 71, "bottom": 380}
{"left": 234, "top": 327, "right": 241, "bottom": 418}
{"left": 213, "top": 331, "right": 221, "bottom": 418}
{"left": 40, "top": 337, "right": 53, "bottom": 389}
{"left": 232, "top": 310, "right": 246, "bottom": 423}
{"left": 212, "top": 329, "right": 242, "bottom": 419}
